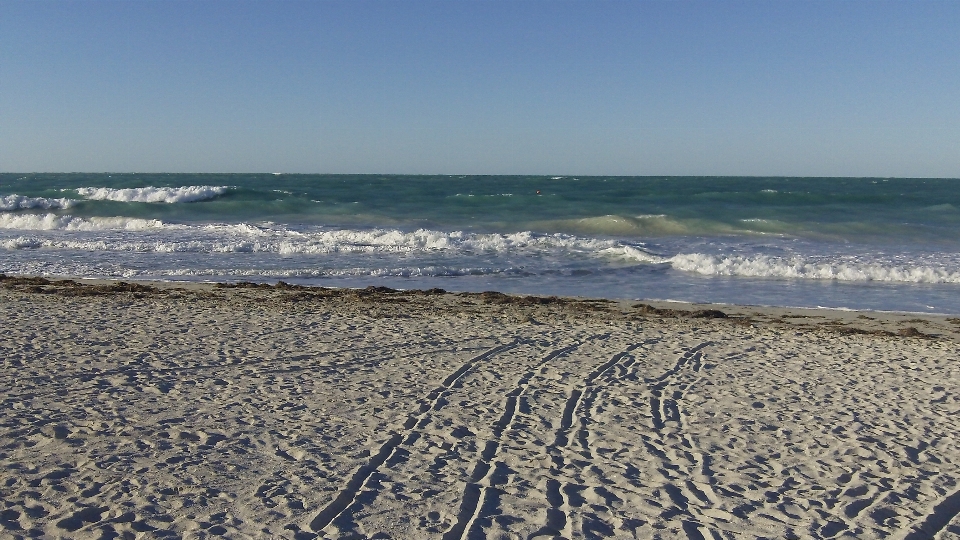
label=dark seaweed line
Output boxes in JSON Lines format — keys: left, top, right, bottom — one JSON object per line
{"left": 308, "top": 339, "right": 520, "bottom": 534}
{"left": 442, "top": 341, "right": 587, "bottom": 540}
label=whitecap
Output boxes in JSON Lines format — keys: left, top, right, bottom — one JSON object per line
{"left": 0, "top": 213, "right": 169, "bottom": 231}
{"left": 648, "top": 252, "right": 960, "bottom": 284}
{"left": 75, "top": 185, "right": 229, "bottom": 203}
{"left": 5, "top": 216, "right": 958, "bottom": 286}
{"left": 0, "top": 194, "right": 76, "bottom": 211}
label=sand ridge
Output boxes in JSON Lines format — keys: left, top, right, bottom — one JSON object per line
{"left": 1, "top": 277, "right": 959, "bottom": 539}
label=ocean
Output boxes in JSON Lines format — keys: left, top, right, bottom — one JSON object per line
{"left": 2, "top": 173, "right": 959, "bottom": 314}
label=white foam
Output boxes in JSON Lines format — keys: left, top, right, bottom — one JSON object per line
{"left": 75, "top": 185, "right": 229, "bottom": 203}
{"left": 0, "top": 194, "right": 76, "bottom": 211}
{"left": 4, "top": 216, "right": 959, "bottom": 285}
{"left": 662, "top": 253, "right": 960, "bottom": 284}
{"left": 607, "top": 245, "right": 960, "bottom": 283}
{"left": 0, "top": 217, "right": 622, "bottom": 255}
{"left": 601, "top": 245, "right": 668, "bottom": 264}
{"left": 159, "top": 265, "right": 518, "bottom": 278}
{"left": 0, "top": 213, "right": 168, "bottom": 231}
{"left": 1, "top": 237, "right": 44, "bottom": 249}
{"left": 264, "top": 229, "right": 621, "bottom": 256}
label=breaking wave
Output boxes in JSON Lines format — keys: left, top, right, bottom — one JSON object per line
{"left": 3, "top": 215, "right": 959, "bottom": 284}
{"left": 0, "top": 213, "right": 168, "bottom": 231}
{"left": 0, "top": 217, "right": 621, "bottom": 254}
{"left": 1, "top": 194, "right": 76, "bottom": 211}
{"left": 75, "top": 185, "right": 229, "bottom": 203}
{"left": 533, "top": 214, "right": 740, "bottom": 237}
{"left": 612, "top": 249, "right": 960, "bottom": 284}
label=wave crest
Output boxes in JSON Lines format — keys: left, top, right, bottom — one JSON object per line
{"left": 0, "top": 213, "right": 167, "bottom": 231}
{"left": 612, "top": 250, "right": 960, "bottom": 284}
{"left": 1, "top": 194, "right": 76, "bottom": 211}
{"left": 535, "top": 214, "right": 742, "bottom": 237}
{"left": 4, "top": 216, "right": 958, "bottom": 285}
{"left": 75, "top": 185, "right": 229, "bottom": 203}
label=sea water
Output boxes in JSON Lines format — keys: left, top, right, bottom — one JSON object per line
{"left": 1, "top": 173, "right": 958, "bottom": 313}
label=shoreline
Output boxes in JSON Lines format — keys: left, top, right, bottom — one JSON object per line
{"left": 2, "top": 273, "right": 958, "bottom": 342}
{"left": 2, "top": 273, "right": 960, "bottom": 537}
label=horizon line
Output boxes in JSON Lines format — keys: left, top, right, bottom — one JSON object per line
{"left": 3, "top": 172, "right": 960, "bottom": 180}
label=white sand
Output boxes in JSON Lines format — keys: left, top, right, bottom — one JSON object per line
{"left": 1, "top": 279, "right": 959, "bottom": 539}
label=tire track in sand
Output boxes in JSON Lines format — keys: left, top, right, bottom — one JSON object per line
{"left": 530, "top": 341, "right": 652, "bottom": 539}
{"left": 903, "top": 487, "right": 960, "bottom": 540}
{"left": 441, "top": 339, "right": 593, "bottom": 540}
{"left": 621, "top": 342, "right": 722, "bottom": 539}
{"left": 309, "top": 339, "right": 521, "bottom": 534}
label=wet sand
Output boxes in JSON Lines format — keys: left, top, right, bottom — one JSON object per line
{"left": 1, "top": 276, "right": 959, "bottom": 539}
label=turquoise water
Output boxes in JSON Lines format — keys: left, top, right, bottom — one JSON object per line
{"left": 2, "top": 173, "right": 959, "bottom": 313}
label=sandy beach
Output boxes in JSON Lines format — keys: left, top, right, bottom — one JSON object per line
{"left": 1, "top": 276, "right": 959, "bottom": 539}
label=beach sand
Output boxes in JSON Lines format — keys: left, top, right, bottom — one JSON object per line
{"left": 1, "top": 276, "right": 959, "bottom": 539}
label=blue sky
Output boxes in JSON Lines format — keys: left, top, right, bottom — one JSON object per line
{"left": 1, "top": 0, "right": 958, "bottom": 176}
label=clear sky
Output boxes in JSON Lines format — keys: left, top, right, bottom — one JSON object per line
{"left": 2, "top": 0, "right": 958, "bottom": 176}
